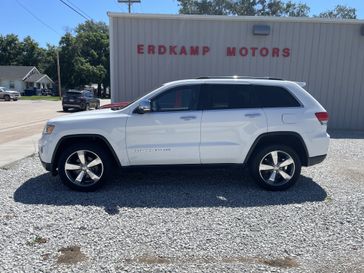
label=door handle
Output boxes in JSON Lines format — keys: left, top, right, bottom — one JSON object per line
{"left": 180, "top": 115, "right": 197, "bottom": 120}
{"left": 245, "top": 113, "right": 261, "bottom": 118}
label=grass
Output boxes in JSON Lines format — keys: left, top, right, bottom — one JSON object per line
{"left": 20, "top": 96, "right": 61, "bottom": 101}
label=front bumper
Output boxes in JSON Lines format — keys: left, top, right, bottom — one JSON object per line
{"left": 39, "top": 154, "right": 52, "bottom": 172}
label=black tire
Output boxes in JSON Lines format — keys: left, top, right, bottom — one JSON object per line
{"left": 4, "top": 95, "right": 10, "bottom": 101}
{"left": 13, "top": 98, "right": 18, "bottom": 101}
{"left": 249, "top": 145, "right": 301, "bottom": 191}
{"left": 95, "top": 102, "right": 100, "bottom": 109}
{"left": 63, "top": 107, "right": 69, "bottom": 112}
{"left": 80, "top": 103, "right": 86, "bottom": 111}
{"left": 57, "top": 143, "right": 112, "bottom": 191}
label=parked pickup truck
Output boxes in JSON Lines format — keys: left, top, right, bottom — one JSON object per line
{"left": 0, "top": 87, "right": 21, "bottom": 101}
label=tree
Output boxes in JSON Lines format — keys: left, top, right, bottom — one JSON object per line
{"left": 178, "top": 0, "right": 234, "bottom": 15}
{"left": 74, "top": 21, "right": 109, "bottom": 97}
{"left": 318, "top": 5, "right": 356, "bottom": 19}
{"left": 59, "top": 32, "right": 79, "bottom": 89}
{"left": 42, "top": 44, "right": 58, "bottom": 85}
{"left": 0, "top": 34, "right": 22, "bottom": 65}
{"left": 283, "top": 1, "right": 310, "bottom": 17}
{"left": 178, "top": 0, "right": 309, "bottom": 17}
{"left": 18, "top": 36, "right": 45, "bottom": 67}
{"left": 232, "top": 0, "right": 257, "bottom": 16}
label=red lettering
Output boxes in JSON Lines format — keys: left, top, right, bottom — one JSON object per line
{"left": 272, "top": 48, "right": 280, "bottom": 57}
{"left": 158, "top": 45, "right": 166, "bottom": 55}
{"left": 137, "top": 44, "right": 144, "bottom": 54}
{"left": 260, "top": 47, "right": 269, "bottom": 57}
{"left": 202, "top": 46, "right": 210, "bottom": 56}
{"left": 147, "top": 45, "right": 155, "bottom": 54}
{"left": 190, "top": 46, "right": 199, "bottom": 55}
{"left": 250, "top": 47, "right": 258, "bottom": 57}
{"left": 180, "top": 46, "right": 187, "bottom": 55}
{"left": 226, "top": 47, "right": 236, "bottom": 56}
{"left": 239, "top": 47, "right": 248, "bottom": 57}
{"left": 283, "top": 48, "right": 290, "bottom": 57}
{"left": 169, "top": 46, "right": 177, "bottom": 55}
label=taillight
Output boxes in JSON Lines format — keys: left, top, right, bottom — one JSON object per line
{"left": 315, "top": 112, "right": 329, "bottom": 125}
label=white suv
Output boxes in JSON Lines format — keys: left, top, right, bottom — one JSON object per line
{"left": 39, "top": 77, "right": 329, "bottom": 191}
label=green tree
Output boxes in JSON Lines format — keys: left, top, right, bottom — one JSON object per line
{"left": 283, "top": 1, "right": 310, "bottom": 17}
{"left": 178, "top": 0, "right": 310, "bottom": 17}
{"left": 318, "top": 5, "right": 356, "bottom": 19}
{"left": 74, "top": 21, "right": 109, "bottom": 97}
{"left": 18, "top": 36, "right": 45, "bottom": 67}
{"left": 42, "top": 44, "right": 58, "bottom": 84}
{"left": 0, "top": 34, "right": 22, "bottom": 65}
{"left": 59, "top": 32, "right": 79, "bottom": 90}
{"left": 55, "top": 21, "right": 110, "bottom": 96}
{"left": 178, "top": 0, "right": 234, "bottom": 15}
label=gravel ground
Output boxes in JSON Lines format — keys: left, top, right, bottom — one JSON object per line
{"left": 0, "top": 132, "right": 363, "bottom": 273}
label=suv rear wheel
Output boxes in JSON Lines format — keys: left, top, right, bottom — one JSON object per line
{"left": 250, "top": 145, "right": 301, "bottom": 191}
{"left": 58, "top": 143, "right": 112, "bottom": 191}
{"left": 4, "top": 95, "right": 10, "bottom": 101}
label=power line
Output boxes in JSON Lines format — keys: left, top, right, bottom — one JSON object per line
{"left": 15, "top": 0, "right": 61, "bottom": 36}
{"left": 58, "top": 0, "right": 90, "bottom": 20}
{"left": 63, "top": 0, "right": 92, "bottom": 20}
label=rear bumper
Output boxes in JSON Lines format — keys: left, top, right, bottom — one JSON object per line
{"left": 307, "top": 154, "right": 327, "bottom": 166}
{"left": 62, "top": 103, "right": 82, "bottom": 108}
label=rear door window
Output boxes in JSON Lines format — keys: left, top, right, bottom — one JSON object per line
{"left": 252, "top": 85, "right": 301, "bottom": 108}
{"left": 202, "top": 84, "right": 253, "bottom": 110}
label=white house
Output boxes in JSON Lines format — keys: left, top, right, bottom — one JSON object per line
{"left": 0, "top": 65, "right": 54, "bottom": 93}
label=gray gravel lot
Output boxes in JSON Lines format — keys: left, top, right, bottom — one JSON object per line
{"left": 0, "top": 132, "right": 363, "bottom": 272}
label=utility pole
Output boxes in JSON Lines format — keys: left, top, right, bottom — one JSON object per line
{"left": 117, "top": 0, "right": 141, "bottom": 13}
{"left": 56, "top": 50, "right": 62, "bottom": 99}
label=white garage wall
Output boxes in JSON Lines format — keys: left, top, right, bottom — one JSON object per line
{"left": 109, "top": 13, "right": 364, "bottom": 130}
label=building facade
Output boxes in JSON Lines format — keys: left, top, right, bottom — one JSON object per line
{"left": 108, "top": 13, "right": 364, "bottom": 130}
{"left": 0, "top": 66, "right": 54, "bottom": 93}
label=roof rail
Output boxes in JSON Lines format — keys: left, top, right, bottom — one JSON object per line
{"left": 196, "top": 76, "right": 284, "bottom": 80}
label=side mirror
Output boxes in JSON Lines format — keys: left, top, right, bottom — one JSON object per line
{"left": 135, "top": 99, "right": 151, "bottom": 114}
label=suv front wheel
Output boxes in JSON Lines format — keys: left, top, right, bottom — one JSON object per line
{"left": 250, "top": 145, "right": 301, "bottom": 191}
{"left": 58, "top": 143, "right": 112, "bottom": 191}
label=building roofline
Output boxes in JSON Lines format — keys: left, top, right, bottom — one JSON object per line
{"left": 22, "top": 66, "right": 39, "bottom": 81}
{"left": 36, "top": 74, "right": 54, "bottom": 83}
{"left": 107, "top": 12, "right": 364, "bottom": 25}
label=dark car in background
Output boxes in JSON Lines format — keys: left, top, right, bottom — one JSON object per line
{"left": 62, "top": 90, "right": 100, "bottom": 112}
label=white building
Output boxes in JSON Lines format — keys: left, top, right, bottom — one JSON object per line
{"left": 0, "top": 65, "right": 54, "bottom": 93}
{"left": 108, "top": 13, "right": 364, "bottom": 130}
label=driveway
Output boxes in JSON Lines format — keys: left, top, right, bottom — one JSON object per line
{"left": 0, "top": 99, "right": 110, "bottom": 167}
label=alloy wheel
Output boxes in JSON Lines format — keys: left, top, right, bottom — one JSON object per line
{"left": 64, "top": 150, "right": 104, "bottom": 186}
{"left": 258, "top": 150, "right": 295, "bottom": 186}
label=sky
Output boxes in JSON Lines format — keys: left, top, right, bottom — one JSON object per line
{"left": 0, "top": 0, "right": 363, "bottom": 48}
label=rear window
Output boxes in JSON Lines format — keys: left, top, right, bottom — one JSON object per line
{"left": 252, "top": 85, "right": 301, "bottom": 108}
{"left": 65, "top": 91, "right": 82, "bottom": 97}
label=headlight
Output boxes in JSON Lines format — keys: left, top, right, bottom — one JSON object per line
{"left": 43, "top": 124, "right": 55, "bottom": 134}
